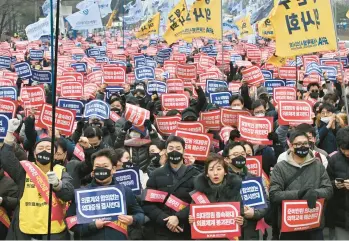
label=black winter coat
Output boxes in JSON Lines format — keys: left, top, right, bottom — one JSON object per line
{"left": 326, "top": 151, "right": 349, "bottom": 230}
{"left": 114, "top": 130, "right": 160, "bottom": 172}
{"left": 142, "top": 163, "right": 200, "bottom": 240}
{"left": 0, "top": 169, "right": 18, "bottom": 240}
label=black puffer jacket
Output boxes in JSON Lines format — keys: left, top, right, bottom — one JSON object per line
{"left": 114, "top": 130, "right": 160, "bottom": 172}
{"left": 326, "top": 151, "right": 349, "bottom": 230}
{"left": 142, "top": 163, "right": 200, "bottom": 240}
{"left": 0, "top": 169, "right": 18, "bottom": 240}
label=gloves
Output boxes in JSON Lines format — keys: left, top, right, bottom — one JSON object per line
{"left": 76, "top": 119, "right": 85, "bottom": 132}
{"left": 229, "top": 129, "right": 241, "bottom": 141}
{"left": 298, "top": 187, "right": 311, "bottom": 199}
{"left": 123, "top": 121, "right": 133, "bottom": 132}
{"left": 268, "top": 132, "right": 279, "bottom": 144}
{"left": 8, "top": 119, "right": 21, "bottom": 133}
{"left": 47, "top": 171, "right": 60, "bottom": 188}
{"left": 303, "top": 189, "right": 318, "bottom": 209}
{"left": 144, "top": 120, "right": 152, "bottom": 132}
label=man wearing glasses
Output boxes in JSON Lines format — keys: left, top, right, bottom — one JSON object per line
{"left": 269, "top": 130, "right": 333, "bottom": 240}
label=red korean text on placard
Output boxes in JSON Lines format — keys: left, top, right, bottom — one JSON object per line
{"left": 278, "top": 101, "right": 313, "bottom": 126}
{"left": 60, "top": 82, "right": 83, "bottom": 99}
{"left": 278, "top": 67, "right": 297, "bottom": 80}
{"left": 246, "top": 156, "right": 263, "bottom": 177}
{"left": 124, "top": 103, "right": 150, "bottom": 127}
{"left": 273, "top": 87, "right": 297, "bottom": 105}
{"left": 242, "top": 66, "right": 265, "bottom": 86}
{"left": 20, "top": 86, "right": 46, "bottom": 106}
{"left": 177, "top": 121, "right": 204, "bottom": 134}
{"left": 103, "top": 66, "right": 126, "bottom": 85}
{"left": 166, "top": 79, "right": 184, "bottom": 93}
{"left": 161, "top": 94, "right": 189, "bottom": 111}
{"left": 176, "top": 64, "right": 197, "bottom": 81}
{"left": 190, "top": 202, "right": 241, "bottom": 239}
{"left": 175, "top": 130, "right": 211, "bottom": 160}
{"left": 155, "top": 116, "right": 181, "bottom": 136}
{"left": 238, "top": 116, "right": 273, "bottom": 145}
{"left": 281, "top": 199, "right": 324, "bottom": 232}
{"left": 220, "top": 109, "right": 252, "bottom": 127}
{"left": 200, "top": 110, "right": 221, "bottom": 131}
{"left": 0, "top": 99, "right": 17, "bottom": 118}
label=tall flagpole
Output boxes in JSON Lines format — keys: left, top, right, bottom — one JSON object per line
{"left": 122, "top": 0, "right": 125, "bottom": 49}
{"left": 221, "top": 0, "right": 224, "bottom": 76}
{"left": 48, "top": 0, "right": 60, "bottom": 239}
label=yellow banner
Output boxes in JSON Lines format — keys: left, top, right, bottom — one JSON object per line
{"left": 267, "top": 55, "right": 287, "bottom": 67}
{"left": 164, "top": 0, "right": 222, "bottom": 45}
{"left": 270, "top": 0, "right": 337, "bottom": 57}
{"left": 346, "top": 10, "right": 349, "bottom": 19}
{"left": 258, "top": 17, "right": 275, "bottom": 39}
{"left": 135, "top": 13, "right": 160, "bottom": 39}
{"left": 235, "top": 15, "right": 253, "bottom": 38}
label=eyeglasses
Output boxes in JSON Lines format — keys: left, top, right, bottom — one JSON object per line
{"left": 292, "top": 142, "right": 310, "bottom": 148}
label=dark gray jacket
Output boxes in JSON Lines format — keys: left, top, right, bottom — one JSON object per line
{"left": 270, "top": 151, "right": 333, "bottom": 230}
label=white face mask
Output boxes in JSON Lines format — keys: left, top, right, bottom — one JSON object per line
{"left": 255, "top": 113, "right": 265, "bottom": 117}
{"left": 129, "top": 131, "right": 141, "bottom": 139}
{"left": 321, "top": 117, "right": 331, "bottom": 124}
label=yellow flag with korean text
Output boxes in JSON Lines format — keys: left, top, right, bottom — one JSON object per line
{"left": 346, "top": 10, "right": 349, "bottom": 19}
{"left": 163, "top": 0, "right": 188, "bottom": 44}
{"left": 270, "top": 0, "right": 337, "bottom": 57}
{"left": 235, "top": 15, "right": 253, "bottom": 38}
{"left": 258, "top": 17, "right": 275, "bottom": 39}
{"left": 164, "top": 0, "right": 222, "bottom": 44}
{"left": 135, "top": 13, "right": 160, "bottom": 39}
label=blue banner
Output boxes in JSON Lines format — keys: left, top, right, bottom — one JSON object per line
{"left": 57, "top": 99, "right": 85, "bottom": 118}
{"left": 11, "top": 56, "right": 17, "bottom": 64}
{"left": 263, "top": 79, "right": 285, "bottom": 95}
{"left": 0, "top": 87, "right": 17, "bottom": 100}
{"left": 29, "top": 50, "right": 44, "bottom": 61}
{"left": 72, "top": 54, "right": 85, "bottom": 61}
{"left": 95, "top": 57, "right": 109, "bottom": 63}
{"left": 206, "top": 79, "right": 228, "bottom": 94}
{"left": 158, "top": 48, "right": 172, "bottom": 55}
{"left": 341, "top": 57, "right": 348, "bottom": 67}
{"left": 0, "top": 56, "right": 11, "bottom": 69}
{"left": 149, "top": 39, "right": 157, "bottom": 46}
{"left": 32, "top": 69, "right": 52, "bottom": 84}
{"left": 84, "top": 100, "right": 110, "bottom": 119}
{"left": 135, "top": 67, "right": 155, "bottom": 81}
{"left": 71, "top": 63, "right": 87, "bottom": 73}
{"left": 75, "top": 185, "right": 126, "bottom": 224}
{"left": 0, "top": 113, "right": 10, "bottom": 141}
{"left": 319, "top": 66, "right": 337, "bottom": 82}
{"left": 134, "top": 55, "right": 146, "bottom": 68}
{"left": 201, "top": 46, "right": 212, "bottom": 53}
{"left": 106, "top": 86, "right": 123, "bottom": 102}
{"left": 146, "top": 60, "right": 157, "bottom": 69}
{"left": 231, "top": 54, "right": 242, "bottom": 63}
{"left": 87, "top": 48, "right": 101, "bottom": 58}
{"left": 92, "top": 67, "right": 102, "bottom": 72}
{"left": 109, "top": 60, "right": 127, "bottom": 66}
{"left": 113, "top": 167, "right": 142, "bottom": 195}
{"left": 209, "top": 92, "right": 232, "bottom": 107}
{"left": 286, "top": 81, "right": 296, "bottom": 87}
{"left": 14, "top": 62, "right": 33, "bottom": 79}
{"left": 179, "top": 45, "right": 191, "bottom": 55}
{"left": 147, "top": 81, "right": 167, "bottom": 95}
{"left": 261, "top": 70, "right": 273, "bottom": 80}
{"left": 319, "top": 58, "right": 333, "bottom": 66}
{"left": 305, "top": 62, "right": 322, "bottom": 76}
{"left": 241, "top": 177, "right": 267, "bottom": 209}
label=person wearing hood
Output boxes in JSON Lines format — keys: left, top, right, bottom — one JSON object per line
{"left": 270, "top": 130, "right": 333, "bottom": 240}
{"left": 181, "top": 107, "right": 199, "bottom": 122}
{"left": 188, "top": 153, "right": 244, "bottom": 233}
{"left": 326, "top": 127, "right": 349, "bottom": 239}
{"left": 142, "top": 135, "right": 200, "bottom": 240}
{"left": 223, "top": 142, "right": 269, "bottom": 240}
{"left": 0, "top": 119, "right": 74, "bottom": 240}
{"left": 66, "top": 148, "right": 145, "bottom": 240}
{"left": 114, "top": 120, "right": 161, "bottom": 172}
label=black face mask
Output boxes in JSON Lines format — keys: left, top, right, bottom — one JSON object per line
{"left": 94, "top": 167, "right": 111, "bottom": 181}
{"left": 294, "top": 146, "right": 309, "bottom": 158}
{"left": 149, "top": 153, "right": 160, "bottom": 166}
{"left": 122, "top": 161, "right": 133, "bottom": 169}
{"left": 36, "top": 151, "right": 51, "bottom": 165}
{"left": 310, "top": 92, "right": 319, "bottom": 99}
{"left": 231, "top": 156, "right": 246, "bottom": 169}
{"left": 167, "top": 151, "right": 183, "bottom": 164}
{"left": 111, "top": 107, "right": 122, "bottom": 116}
